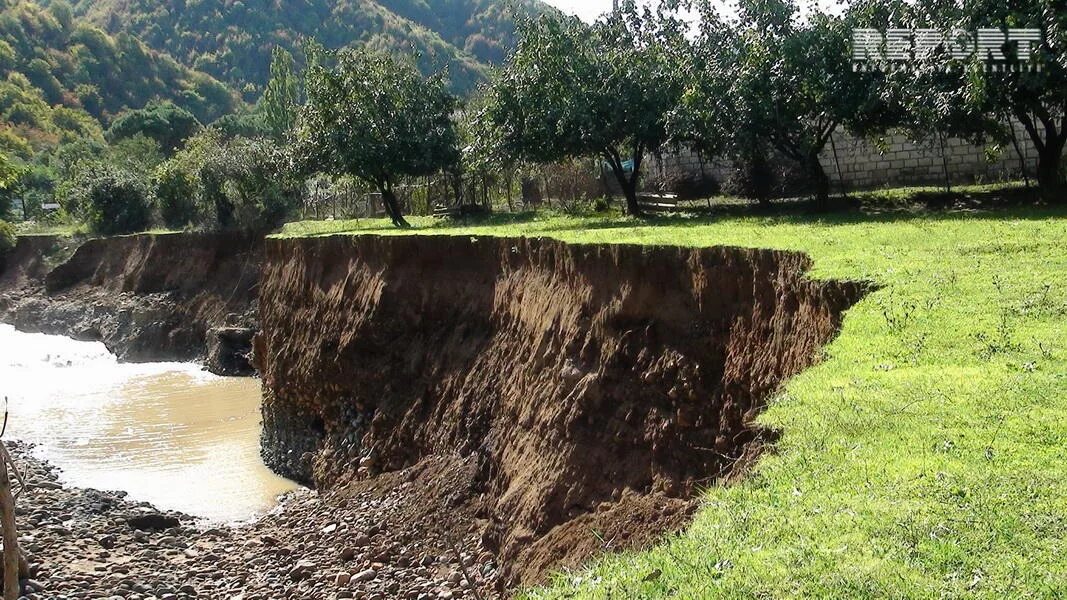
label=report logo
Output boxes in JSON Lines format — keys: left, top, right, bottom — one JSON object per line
{"left": 852, "top": 28, "right": 1044, "bottom": 71}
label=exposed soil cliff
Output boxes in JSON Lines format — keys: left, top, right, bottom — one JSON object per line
{"left": 255, "top": 234, "right": 869, "bottom": 586}
{"left": 0, "top": 235, "right": 74, "bottom": 289}
{"left": 0, "top": 232, "right": 261, "bottom": 367}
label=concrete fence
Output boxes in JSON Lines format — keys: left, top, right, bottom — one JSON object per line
{"left": 646, "top": 121, "right": 1050, "bottom": 196}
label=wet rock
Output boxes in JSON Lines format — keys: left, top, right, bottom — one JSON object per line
{"left": 205, "top": 327, "right": 256, "bottom": 376}
{"left": 127, "top": 514, "right": 180, "bottom": 531}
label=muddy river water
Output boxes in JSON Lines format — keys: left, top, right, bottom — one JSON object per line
{"left": 0, "top": 323, "right": 297, "bottom": 522}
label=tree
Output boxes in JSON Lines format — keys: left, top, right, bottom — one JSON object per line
{"left": 106, "top": 101, "right": 201, "bottom": 154}
{"left": 0, "top": 220, "right": 13, "bottom": 257}
{"left": 261, "top": 46, "right": 299, "bottom": 141}
{"left": 295, "top": 48, "right": 460, "bottom": 227}
{"left": 488, "top": 3, "right": 688, "bottom": 216}
{"left": 0, "top": 152, "right": 26, "bottom": 225}
{"left": 201, "top": 136, "right": 299, "bottom": 230}
{"left": 947, "top": 0, "right": 1067, "bottom": 201}
{"left": 153, "top": 161, "right": 198, "bottom": 229}
{"left": 65, "top": 165, "right": 153, "bottom": 235}
{"left": 686, "top": 0, "right": 891, "bottom": 206}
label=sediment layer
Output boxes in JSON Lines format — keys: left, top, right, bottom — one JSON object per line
{"left": 255, "top": 234, "right": 868, "bottom": 585}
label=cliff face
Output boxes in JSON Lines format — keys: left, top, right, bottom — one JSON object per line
{"left": 0, "top": 232, "right": 261, "bottom": 366}
{"left": 255, "top": 234, "right": 869, "bottom": 584}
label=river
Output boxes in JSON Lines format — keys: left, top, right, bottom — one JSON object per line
{"left": 0, "top": 323, "right": 297, "bottom": 523}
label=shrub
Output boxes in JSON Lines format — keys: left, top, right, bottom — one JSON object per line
{"left": 0, "top": 219, "right": 15, "bottom": 255}
{"left": 722, "top": 151, "right": 777, "bottom": 205}
{"left": 67, "top": 165, "right": 153, "bottom": 235}
{"left": 199, "top": 136, "right": 298, "bottom": 231}
{"left": 154, "top": 162, "right": 198, "bottom": 229}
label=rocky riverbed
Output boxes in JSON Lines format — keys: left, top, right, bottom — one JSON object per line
{"left": 8, "top": 442, "right": 501, "bottom": 600}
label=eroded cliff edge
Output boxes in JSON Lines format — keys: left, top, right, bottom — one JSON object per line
{"left": 255, "top": 234, "right": 870, "bottom": 586}
{"left": 0, "top": 233, "right": 261, "bottom": 369}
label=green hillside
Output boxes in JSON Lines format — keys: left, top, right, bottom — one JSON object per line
{"left": 60, "top": 0, "right": 551, "bottom": 97}
{"left": 0, "top": 0, "right": 237, "bottom": 160}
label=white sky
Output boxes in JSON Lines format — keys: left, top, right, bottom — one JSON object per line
{"left": 542, "top": 0, "right": 843, "bottom": 23}
{"left": 542, "top": 0, "right": 619, "bottom": 22}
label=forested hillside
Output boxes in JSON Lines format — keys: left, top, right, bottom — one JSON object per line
{"left": 0, "top": 0, "right": 236, "bottom": 160}
{"left": 59, "top": 0, "right": 550, "bottom": 96}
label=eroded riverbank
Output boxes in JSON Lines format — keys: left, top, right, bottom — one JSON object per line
{"left": 1, "top": 231, "right": 869, "bottom": 597}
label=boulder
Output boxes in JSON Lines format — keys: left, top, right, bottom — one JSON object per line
{"left": 205, "top": 326, "right": 256, "bottom": 376}
{"left": 127, "top": 513, "right": 180, "bottom": 531}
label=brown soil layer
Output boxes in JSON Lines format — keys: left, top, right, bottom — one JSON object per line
{"left": 255, "top": 234, "right": 869, "bottom": 587}
{"left": 0, "top": 233, "right": 261, "bottom": 368}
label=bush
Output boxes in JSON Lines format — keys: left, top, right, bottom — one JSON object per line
{"left": 722, "top": 151, "right": 777, "bottom": 204}
{"left": 67, "top": 165, "right": 153, "bottom": 235}
{"left": 154, "top": 162, "right": 198, "bottom": 229}
{"left": 199, "top": 136, "right": 298, "bottom": 231}
{"left": 0, "top": 219, "right": 15, "bottom": 255}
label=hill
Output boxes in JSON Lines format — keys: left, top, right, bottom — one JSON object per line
{"left": 59, "top": 0, "right": 552, "bottom": 97}
{"left": 0, "top": 0, "right": 237, "bottom": 160}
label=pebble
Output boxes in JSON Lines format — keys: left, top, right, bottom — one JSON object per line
{"left": 2, "top": 442, "right": 501, "bottom": 600}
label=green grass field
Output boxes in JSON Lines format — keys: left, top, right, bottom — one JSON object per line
{"left": 283, "top": 201, "right": 1067, "bottom": 598}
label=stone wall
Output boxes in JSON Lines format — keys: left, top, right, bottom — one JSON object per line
{"left": 646, "top": 121, "right": 1047, "bottom": 195}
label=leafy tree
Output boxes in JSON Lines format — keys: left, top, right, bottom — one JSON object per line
{"left": 721, "top": 0, "right": 891, "bottom": 205}
{"left": 295, "top": 48, "right": 460, "bottom": 227}
{"left": 261, "top": 47, "right": 299, "bottom": 141}
{"left": 0, "top": 151, "right": 23, "bottom": 225}
{"left": 201, "top": 136, "right": 299, "bottom": 230}
{"left": 669, "top": 3, "right": 737, "bottom": 163}
{"left": 210, "top": 111, "right": 271, "bottom": 139}
{"left": 157, "top": 129, "right": 298, "bottom": 231}
{"left": 488, "top": 5, "right": 688, "bottom": 216}
{"left": 153, "top": 161, "right": 198, "bottom": 229}
{"left": 0, "top": 219, "right": 14, "bottom": 256}
{"left": 106, "top": 101, "right": 201, "bottom": 154}
{"left": 936, "top": 0, "right": 1067, "bottom": 200}
{"left": 65, "top": 164, "right": 153, "bottom": 235}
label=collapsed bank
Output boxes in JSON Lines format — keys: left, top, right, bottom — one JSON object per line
{"left": 0, "top": 231, "right": 867, "bottom": 597}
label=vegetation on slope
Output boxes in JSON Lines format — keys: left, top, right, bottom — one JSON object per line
{"left": 280, "top": 199, "right": 1067, "bottom": 598}
{"left": 0, "top": 0, "right": 235, "bottom": 151}
{"left": 61, "top": 0, "right": 550, "bottom": 96}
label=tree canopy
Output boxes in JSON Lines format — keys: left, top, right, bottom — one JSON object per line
{"left": 488, "top": 2, "right": 689, "bottom": 215}
{"left": 106, "top": 101, "right": 202, "bottom": 154}
{"left": 679, "top": 0, "right": 893, "bottom": 204}
{"left": 261, "top": 48, "right": 299, "bottom": 142}
{"left": 295, "top": 48, "right": 460, "bottom": 227}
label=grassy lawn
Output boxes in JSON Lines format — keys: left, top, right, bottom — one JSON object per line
{"left": 282, "top": 202, "right": 1067, "bottom": 598}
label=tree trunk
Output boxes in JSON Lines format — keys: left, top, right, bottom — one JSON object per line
{"left": 621, "top": 179, "right": 642, "bottom": 216}
{"left": 0, "top": 446, "right": 19, "bottom": 600}
{"left": 380, "top": 188, "right": 410, "bottom": 228}
{"left": 1036, "top": 138, "right": 1065, "bottom": 203}
{"left": 806, "top": 152, "right": 830, "bottom": 209}
{"left": 604, "top": 153, "right": 644, "bottom": 217}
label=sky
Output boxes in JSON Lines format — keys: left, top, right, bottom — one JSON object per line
{"left": 542, "top": 0, "right": 843, "bottom": 23}
{"left": 542, "top": 0, "right": 619, "bottom": 22}
{"left": 542, "top": 0, "right": 708, "bottom": 22}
